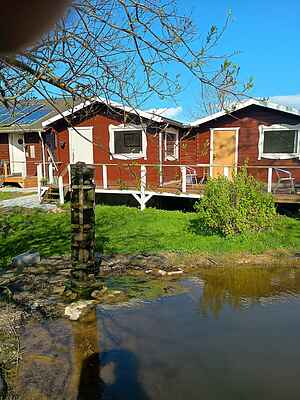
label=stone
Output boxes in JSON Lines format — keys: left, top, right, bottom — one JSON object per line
{"left": 11, "top": 251, "right": 40, "bottom": 268}
{"left": 64, "top": 300, "right": 96, "bottom": 321}
{"left": 91, "top": 286, "right": 108, "bottom": 300}
{"left": 167, "top": 269, "right": 184, "bottom": 276}
{"left": 157, "top": 269, "right": 167, "bottom": 276}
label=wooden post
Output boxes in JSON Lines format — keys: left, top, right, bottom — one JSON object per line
{"left": 181, "top": 166, "right": 187, "bottom": 193}
{"left": 37, "top": 163, "right": 43, "bottom": 202}
{"left": 58, "top": 176, "right": 64, "bottom": 205}
{"left": 71, "top": 162, "right": 96, "bottom": 276}
{"left": 223, "top": 166, "right": 229, "bottom": 178}
{"left": 3, "top": 160, "right": 8, "bottom": 177}
{"left": 267, "top": 167, "right": 273, "bottom": 193}
{"left": 102, "top": 164, "right": 108, "bottom": 189}
{"left": 67, "top": 164, "right": 71, "bottom": 185}
{"left": 49, "top": 162, "right": 54, "bottom": 184}
{"left": 140, "top": 165, "right": 147, "bottom": 210}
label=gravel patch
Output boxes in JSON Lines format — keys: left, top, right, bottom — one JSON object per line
{"left": 0, "top": 195, "right": 56, "bottom": 210}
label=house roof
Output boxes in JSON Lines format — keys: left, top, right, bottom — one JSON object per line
{"left": 189, "top": 99, "right": 300, "bottom": 127}
{"left": 42, "top": 97, "right": 185, "bottom": 128}
{"left": 0, "top": 98, "right": 81, "bottom": 132}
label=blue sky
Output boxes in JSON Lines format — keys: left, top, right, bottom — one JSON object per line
{"left": 151, "top": 0, "right": 300, "bottom": 122}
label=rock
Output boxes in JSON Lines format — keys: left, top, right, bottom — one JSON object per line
{"left": 145, "top": 269, "right": 152, "bottom": 274}
{"left": 11, "top": 251, "right": 40, "bottom": 268}
{"left": 158, "top": 269, "right": 167, "bottom": 276}
{"left": 167, "top": 269, "right": 184, "bottom": 276}
{"left": 64, "top": 300, "right": 96, "bottom": 321}
{"left": 91, "top": 286, "right": 108, "bottom": 300}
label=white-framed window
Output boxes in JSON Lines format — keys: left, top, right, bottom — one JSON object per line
{"left": 164, "top": 130, "right": 179, "bottom": 161}
{"left": 109, "top": 124, "right": 147, "bottom": 160}
{"left": 258, "top": 124, "right": 300, "bottom": 160}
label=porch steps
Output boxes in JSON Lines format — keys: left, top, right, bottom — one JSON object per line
{"left": 41, "top": 185, "right": 60, "bottom": 204}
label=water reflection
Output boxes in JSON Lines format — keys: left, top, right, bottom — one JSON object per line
{"left": 198, "top": 267, "right": 300, "bottom": 318}
{"left": 15, "top": 267, "right": 300, "bottom": 400}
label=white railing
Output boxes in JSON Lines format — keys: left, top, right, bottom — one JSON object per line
{"left": 35, "top": 162, "right": 300, "bottom": 208}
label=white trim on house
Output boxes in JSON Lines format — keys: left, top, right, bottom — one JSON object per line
{"left": 164, "top": 128, "right": 179, "bottom": 161}
{"left": 42, "top": 97, "right": 166, "bottom": 127}
{"left": 258, "top": 124, "right": 300, "bottom": 160}
{"left": 190, "top": 99, "right": 300, "bottom": 127}
{"left": 109, "top": 124, "right": 147, "bottom": 160}
{"left": 210, "top": 128, "right": 239, "bottom": 177}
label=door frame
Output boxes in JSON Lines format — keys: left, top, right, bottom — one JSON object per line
{"left": 68, "top": 126, "right": 94, "bottom": 164}
{"left": 8, "top": 132, "right": 26, "bottom": 177}
{"left": 209, "top": 127, "right": 239, "bottom": 177}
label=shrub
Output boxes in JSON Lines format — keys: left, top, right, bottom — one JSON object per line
{"left": 194, "top": 167, "right": 277, "bottom": 236}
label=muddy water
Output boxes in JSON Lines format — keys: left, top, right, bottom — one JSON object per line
{"left": 17, "top": 267, "right": 300, "bottom": 399}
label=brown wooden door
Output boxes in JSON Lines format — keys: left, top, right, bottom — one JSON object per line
{"left": 211, "top": 129, "right": 237, "bottom": 179}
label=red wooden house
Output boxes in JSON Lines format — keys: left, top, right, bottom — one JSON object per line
{"left": 2, "top": 97, "right": 300, "bottom": 206}
{"left": 40, "top": 98, "right": 300, "bottom": 206}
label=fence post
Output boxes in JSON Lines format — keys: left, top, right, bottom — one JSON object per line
{"left": 181, "top": 166, "right": 187, "bottom": 193}
{"left": 102, "top": 164, "right": 108, "bottom": 189}
{"left": 3, "top": 160, "right": 8, "bottom": 177}
{"left": 58, "top": 176, "right": 64, "bottom": 205}
{"left": 48, "top": 162, "right": 53, "bottom": 184}
{"left": 37, "top": 163, "right": 43, "bottom": 202}
{"left": 67, "top": 164, "right": 71, "bottom": 185}
{"left": 140, "top": 165, "right": 147, "bottom": 210}
{"left": 223, "top": 166, "right": 229, "bottom": 178}
{"left": 267, "top": 167, "right": 273, "bottom": 193}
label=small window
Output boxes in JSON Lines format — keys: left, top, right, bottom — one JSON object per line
{"left": 263, "top": 130, "right": 297, "bottom": 154}
{"left": 164, "top": 131, "right": 178, "bottom": 160}
{"left": 114, "top": 130, "right": 142, "bottom": 154}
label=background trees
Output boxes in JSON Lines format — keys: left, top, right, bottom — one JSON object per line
{"left": 0, "top": 0, "right": 250, "bottom": 116}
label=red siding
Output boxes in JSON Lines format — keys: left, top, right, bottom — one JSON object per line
{"left": 24, "top": 132, "right": 43, "bottom": 177}
{"left": 194, "top": 106, "right": 300, "bottom": 182}
{"left": 55, "top": 114, "right": 161, "bottom": 187}
{"left": 0, "top": 133, "right": 9, "bottom": 161}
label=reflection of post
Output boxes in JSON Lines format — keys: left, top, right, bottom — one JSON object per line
{"left": 71, "top": 162, "right": 96, "bottom": 279}
{"left": 68, "top": 309, "right": 102, "bottom": 399}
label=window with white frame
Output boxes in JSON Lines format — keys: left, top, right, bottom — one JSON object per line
{"left": 109, "top": 124, "right": 147, "bottom": 160}
{"left": 164, "top": 131, "right": 179, "bottom": 160}
{"left": 259, "top": 124, "right": 300, "bottom": 159}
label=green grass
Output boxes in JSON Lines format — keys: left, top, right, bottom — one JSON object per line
{"left": 0, "top": 191, "right": 35, "bottom": 201}
{"left": 1, "top": 205, "right": 300, "bottom": 266}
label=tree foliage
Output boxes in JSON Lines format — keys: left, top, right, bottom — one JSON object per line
{"left": 0, "top": 0, "right": 248, "bottom": 113}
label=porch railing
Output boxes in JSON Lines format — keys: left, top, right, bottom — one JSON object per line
{"left": 35, "top": 162, "right": 300, "bottom": 207}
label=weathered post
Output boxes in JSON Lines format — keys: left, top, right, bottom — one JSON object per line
{"left": 69, "top": 162, "right": 96, "bottom": 296}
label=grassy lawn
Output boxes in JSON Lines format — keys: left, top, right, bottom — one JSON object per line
{"left": 1, "top": 205, "right": 300, "bottom": 266}
{"left": 0, "top": 191, "right": 35, "bottom": 201}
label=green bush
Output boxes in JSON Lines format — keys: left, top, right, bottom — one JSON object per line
{"left": 194, "top": 168, "right": 277, "bottom": 236}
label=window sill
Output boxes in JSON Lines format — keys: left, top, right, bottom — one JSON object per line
{"left": 165, "top": 155, "right": 178, "bottom": 161}
{"left": 111, "top": 153, "right": 145, "bottom": 160}
{"left": 261, "top": 153, "right": 299, "bottom": 160}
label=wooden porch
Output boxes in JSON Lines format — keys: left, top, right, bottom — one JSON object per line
{"left": 35, "top": 162, "right": 300, "bottom": 208}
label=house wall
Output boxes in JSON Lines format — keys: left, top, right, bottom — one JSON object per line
{"left": 24, "top": 132, "right": 43, "bottom": 177}
{"left": 194, "top": 105, "right": 300, "bottom": 183}
{"left": 0, "top": 133, "right": 9, "bottom": 163}
{"left": 55, "top": 113, "right": 162, "bottom": 187}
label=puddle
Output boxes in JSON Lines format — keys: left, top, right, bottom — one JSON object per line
{"left": 14, "top": 266, "right": 300, "bottom": 399}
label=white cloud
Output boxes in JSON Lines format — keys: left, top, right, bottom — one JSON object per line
{"left": 270, "top": 94, "right": 300, "bottom": 109}
{"left": 146, "top": 106, "right": 183, "bottom": 119}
